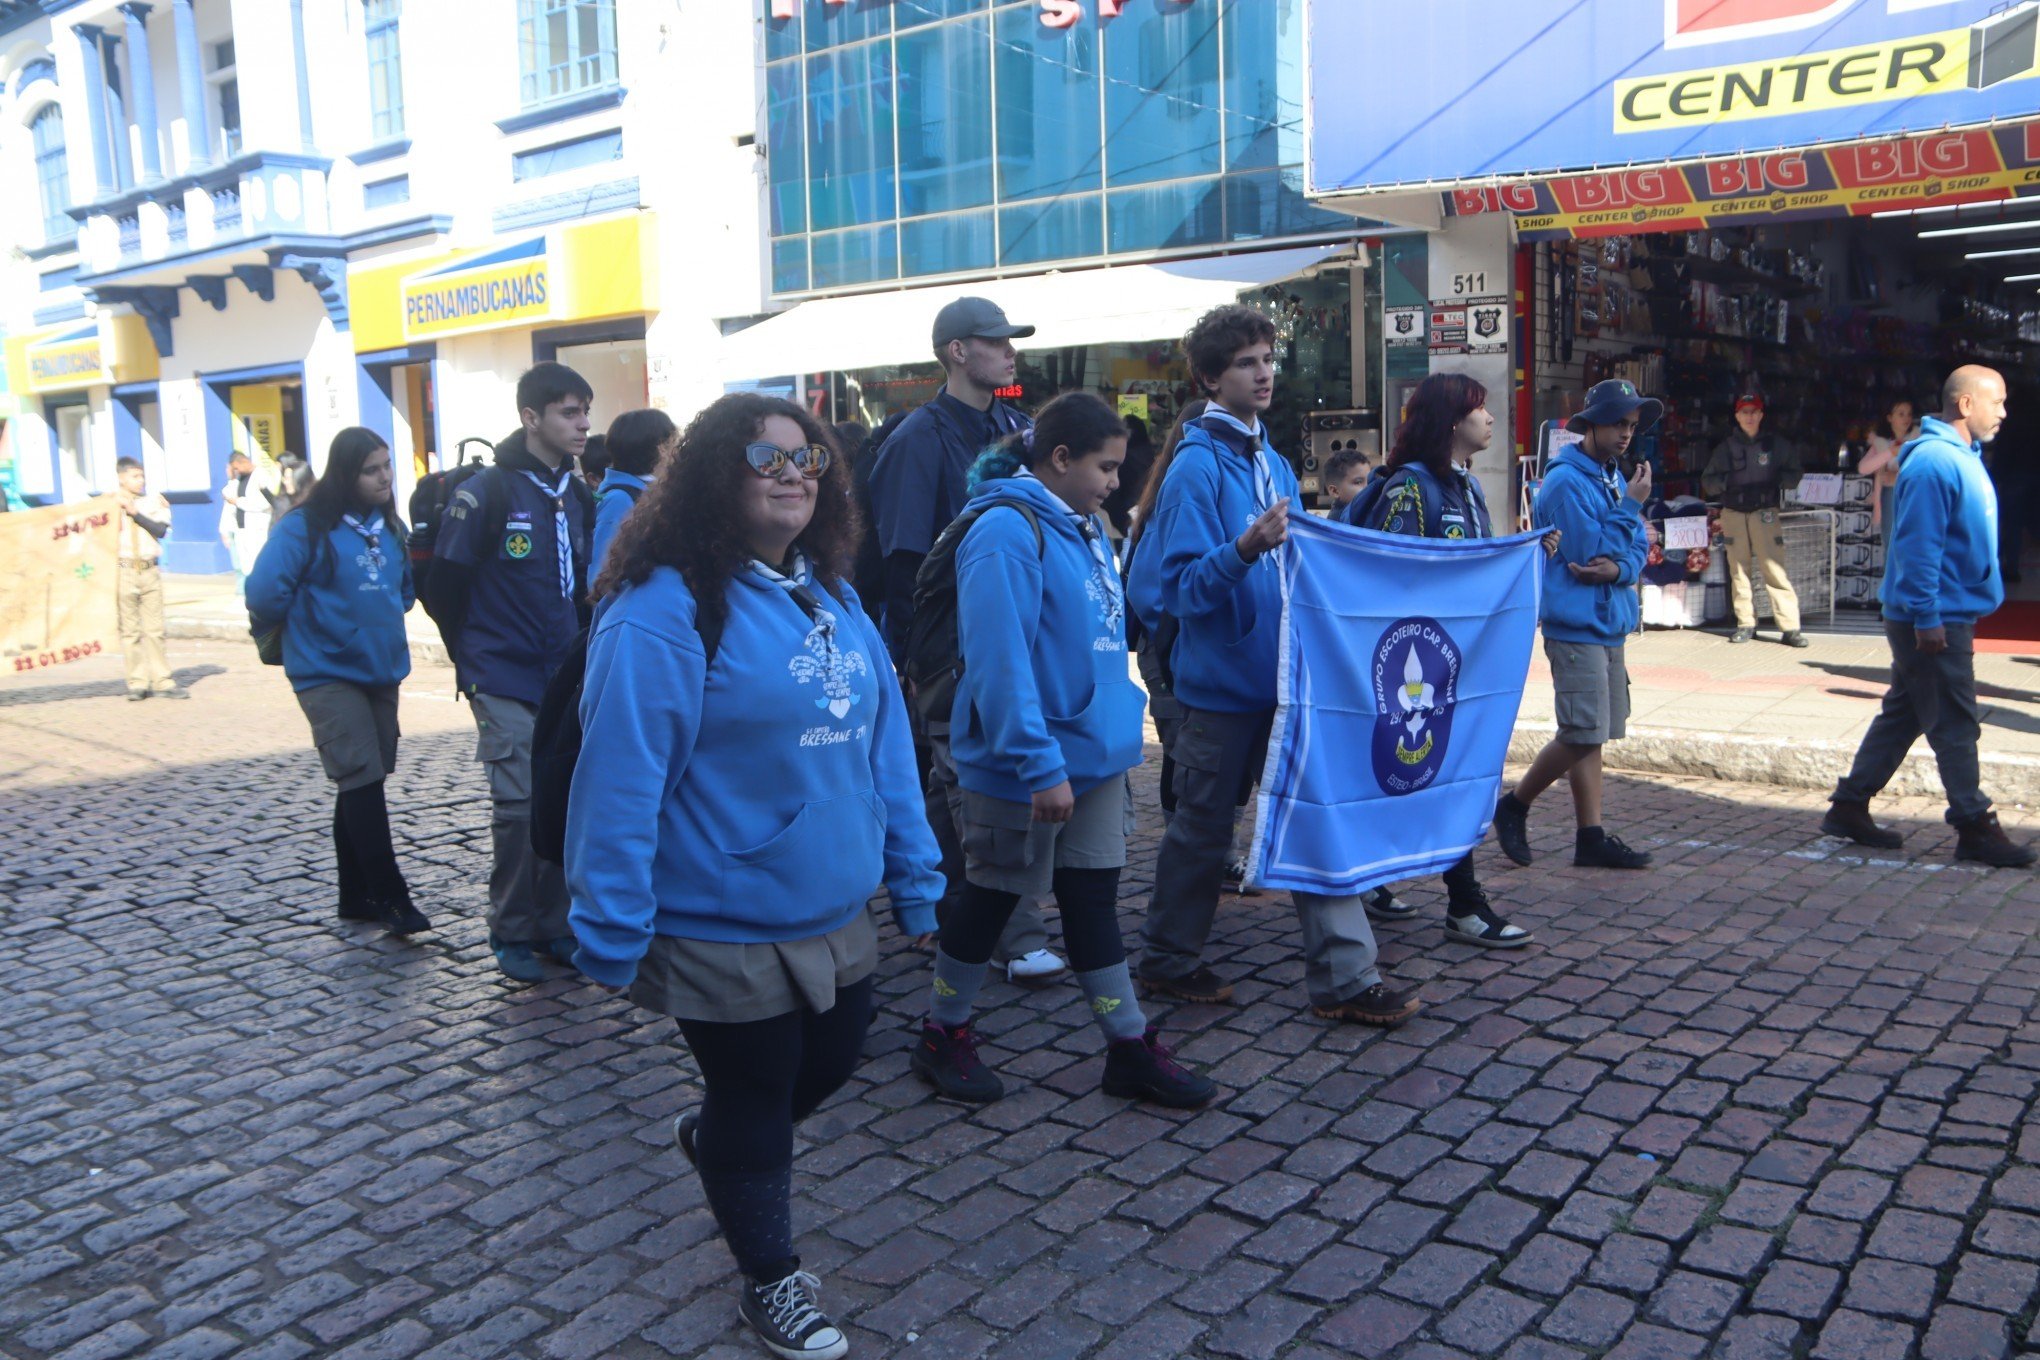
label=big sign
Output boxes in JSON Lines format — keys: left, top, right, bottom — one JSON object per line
{"left": 1307, "top": 0, "right": 2040, "bottom": 195}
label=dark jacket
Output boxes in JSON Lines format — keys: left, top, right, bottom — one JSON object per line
{"left": 1702, "top": 431, "right": 1804, "bottom": 511}
{"left": 1342, "top": 462, "right": 1494, "bottom": 541}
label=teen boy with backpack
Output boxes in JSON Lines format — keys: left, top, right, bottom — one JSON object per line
{"left": 425, "top": 362, "right": 596, "bottom": 983}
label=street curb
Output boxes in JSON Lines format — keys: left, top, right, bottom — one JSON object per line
{"left": 169, "top": 618, "right": 452, "bottom": 670}
{"left": 1509, "top": 722, "right": 2040, "bottom": 806}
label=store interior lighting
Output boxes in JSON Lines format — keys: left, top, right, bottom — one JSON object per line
{"left": 1963, "top": 245, "right": 2040, "bottom": 259}
{"left": 1918, "top": 217, "right": 2040, "bottom": 239}
{"left": 1873, "top": 197, "right": 2040, "bottom": 220}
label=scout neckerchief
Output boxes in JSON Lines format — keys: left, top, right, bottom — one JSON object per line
{"left": 1016, "top": 463, "right": 1122, "bottom": 620}
{"left": 748, "top": 552, "right": 837, "bottom": 648}
{"left": 341, "top": 511, "right": 386, "bottom": 579}
{"left": 1199, "top": 407, "right": 1278, "bottom": 513}
{"left": 520, "top": 467, "right": 576, "bottom": 600}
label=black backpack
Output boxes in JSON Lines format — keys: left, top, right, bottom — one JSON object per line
{"left": 903, "top": 499, "right": 1042, "bottom": 729}
{"left": 409, "top": 444, "right": 501, "bottom": 619}
{"left": 1119, "top": 528, "right": 1178, "bottom": 694}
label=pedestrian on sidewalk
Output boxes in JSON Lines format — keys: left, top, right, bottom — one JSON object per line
{"left": 218, "top": 452, "right": 273, "bottom": 583}
{"left": 912, "top": 393, "right": 1215, "bottom": 1109}
{"left": 567, "top": 393, "right": 941, "bottom": 1360}
{"left": 590, "top": 408, "right": 677, "bottom": 577}
{"left": 1823, "top": 365, "right": 2035, "bottom": 868}
{"left": 247, "top": 428, "right": 429, "bottom": 936}
{"left": 868, "top": 296, "right": 1066, "bottom": 986}
{"left": 114, "top": 457, "right": 187, "bottom": 701}
{"left": 1494, "top": 378, "right": 1656, "bottom": 872}
{"left": 1858, "top": 395, "right": 1919, "bottom": 548}
{"left": 1343, "top": 372, "right": 1548, "bottom": 949}
{"left": 423, "top": 362, "right": 597, "bottom": 983}
{"left": 1134, "top": 303, "right": 1420, "bottom": 1027}
{"left": 1703, "top": 394, "right": 1808, "bottom": 648}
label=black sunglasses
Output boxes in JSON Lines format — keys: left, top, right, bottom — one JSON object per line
{"left": 744, "top": 442, "right": 832, "bottom": 480}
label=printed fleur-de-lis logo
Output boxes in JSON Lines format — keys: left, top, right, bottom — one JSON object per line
{"left": 788, "top": 625, "right": 868, "bottom": 720}
{"left": 1086, "top": 568, "right": 1123, "bottom": 637}
{"left": 356, "top": 551, "right": 381, "bottom": 583}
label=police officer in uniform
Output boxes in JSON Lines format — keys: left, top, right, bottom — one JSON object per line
{"left": 1703, "top": 394, "right": 1808, "bottom": 648}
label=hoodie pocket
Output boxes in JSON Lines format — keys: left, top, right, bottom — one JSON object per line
{"left": 719, "top": 790, "right": 886, "bottom": 925}
{"left": 1047, "top": 679, "right": 1147, "bottom": 783}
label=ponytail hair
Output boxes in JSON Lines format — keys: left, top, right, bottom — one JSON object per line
{"left": 969, "top": 391, "right": 1127, "bottom": 491}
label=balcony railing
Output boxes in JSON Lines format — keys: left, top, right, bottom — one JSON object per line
{"left": 71, "top": 152, "right": 331, "bottom": 276}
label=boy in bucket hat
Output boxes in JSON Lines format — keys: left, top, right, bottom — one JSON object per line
{"left": 1493, "top": 380, "right": 1658, "bottom": 871}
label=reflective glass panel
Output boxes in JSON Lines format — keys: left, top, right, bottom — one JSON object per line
{"left": 812, "top": 224, "right": 899, "bottom": 287}
{"left": 805, "top": 42, "right": 896, "bottom": 231}
{"left": 1106, "top": 178, "right": 1224, "bottom": 254}
{"left": 1102, "top": 3, "right": 1220, "bottom": 187}
{"left": 767, "top": 60, "right": 806, "bottom": 235}
{"left": 902, "top": 211, "right": 995, "bottom": 276}
{"left": 1222, "top": 0, "right": 1303, "bottom": 172}
{"left": 897, "top": 17, "right": 992, "bottom": 216}
{"left": 994, "top": 4, "right": 1100, "bottom": 202}
{"left": 999, "top": 193, "right": 1102, "bottom": 266}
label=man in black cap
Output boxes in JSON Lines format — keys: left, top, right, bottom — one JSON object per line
{"left": 868, "top": 296, "right": 1064, "bottom": 983}
{"left": 1494, "top": 379, "right": 1658, "bottom": 872}
{"left": 1702, "top": 393, "right": 1807, "bottom": 647}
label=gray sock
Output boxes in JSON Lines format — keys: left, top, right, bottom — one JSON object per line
{"left": 928, "top": 948, "right": 989, "bottom": 1029}
{"left": 1075, "top": 962, "right": 1148, "bottom": 1043}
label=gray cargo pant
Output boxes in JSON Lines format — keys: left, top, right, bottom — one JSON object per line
{"left": 924, "top": 722, "right": 1050, "bottom": 961}
{"left": 472, "top": 693, "right": 572, "bottom": 946}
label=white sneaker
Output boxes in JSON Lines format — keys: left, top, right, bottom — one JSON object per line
{"left": 1006, "top": 949, "right": 1068, "bottom": 985}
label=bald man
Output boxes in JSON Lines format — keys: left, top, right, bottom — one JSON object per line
{"left": 1824, "top": 366, "right": 2034, "bottom": 867}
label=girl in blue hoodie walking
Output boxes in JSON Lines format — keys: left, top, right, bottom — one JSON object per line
{"left": 910, "top": 393, "right": 1216, "bottom": 1109}
{"left": 566, "top": 394, "right": 941, "bottom": 1360}
{"left": 246, "top": 428, "right": 427, "bottom": 937}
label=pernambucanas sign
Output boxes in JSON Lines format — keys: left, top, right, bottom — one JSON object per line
{"left": 1306, "top": 0, "right": 2040, "bottom": 197}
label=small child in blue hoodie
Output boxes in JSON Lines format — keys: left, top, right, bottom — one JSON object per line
{"left": 589, "top": 407, "right": 676, "bottom": 577}
{"left": 566, "top": 393, "right": 940, "bottom": 1360}
{"left": 246, "top": 427, "right": 426, "bottom": 937}
{"left": 909, "top": 393, "right": 1215, "bottom": 1110}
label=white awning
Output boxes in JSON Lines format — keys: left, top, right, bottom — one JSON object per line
{"left": 719, "top": 243, "right": 1355, "bottom": 382}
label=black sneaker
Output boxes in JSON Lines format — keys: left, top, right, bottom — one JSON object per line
{"left": 337, "top": 897, "right": 380, "bottom": 923}
{"left": 1102, "top": 1028, "right": 1215, "bottom": 1109}
{"left": 1312, "top": 983, "right": 1422, "bottom": 1027}
{"left": 1135, "top": 964, "right": 1234, "bottom": 1005}
{"left": 739, "top": 1268, "right": 848, "bottom": 1360}
{"left": 1444, "top": 894, "right": 1533, "bottom": 950}
{"left": 1575, "top": 831, "right": 1653, "bottom": 869}
{"left": 1492, "top": 793, "right": 1533, "bottom": 866}
{"left": 673, "top": 1110, "right": 699, "bottom": 1169}
{"left": 1222, "top": 857, "right": 1262, "bottom": 898}
{"left": 1363, "top": 886, "right": 1419, "bottom": 921}
{"left": 1728, "top": 627, "right": 1753, "bottom": 644}
{"left": 910, "top": 1021, "right": 1004, "bottom": 1103}
{"left": 1782, "top": 631, "right": 1810, "bottom": 649}
{"left": 372, "top": 895, "right": 431, "bottom": 936}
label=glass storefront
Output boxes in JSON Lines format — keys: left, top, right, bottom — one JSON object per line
{"left": 765, "top": 0, "right": 1353, "bottom": 294}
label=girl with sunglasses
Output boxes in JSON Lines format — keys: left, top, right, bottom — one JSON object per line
{"left": 566, "top": 393, "right": 941, "bottom": 1360}
{"left": 911, "top": 391, "right": 1215, "bottom": 1109}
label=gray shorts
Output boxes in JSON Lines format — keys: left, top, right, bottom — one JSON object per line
{"left": 959, "top": 777, "right": 1128, "bottom": 898}
{"left": 296, "top": 682, "right": 399, "bottom": 791}
{"left": 1546, "top": 638, "right": 1629, "bottom": 746}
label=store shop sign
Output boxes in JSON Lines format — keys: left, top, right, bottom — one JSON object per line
{"left": 1307, "top": 0, "right": 2040, "bottom": 195}
{"left": 1448, "top": 123, "right": 2040, "bottom": 239}
{"left": 770, "top": 0, "right": 1197, "bottom": 28}
{"left": 401, "top": 238, "right": 553, "bottom": 343}
{"left": 23, "top": 325, "right": 112, "bottom": 394}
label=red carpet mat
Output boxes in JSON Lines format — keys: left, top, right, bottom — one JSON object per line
{"left": 1977, "top": 600, "right": 2040, "bottom": 654}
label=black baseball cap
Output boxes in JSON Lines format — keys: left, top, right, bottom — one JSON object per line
{"left": 933, "top": 297, "right": 1035, "bottom": 349}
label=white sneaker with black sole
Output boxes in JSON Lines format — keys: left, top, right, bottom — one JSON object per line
{"left": 1006, "top": 949, "right": 1068, "bottom": 985}
{"left": 1363, "top": 886, "right": 1418, "bottom": 922}
{"left": 740, "top": 1269, "right": 848, "bottom": 1360}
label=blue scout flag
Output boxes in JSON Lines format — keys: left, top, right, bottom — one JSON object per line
{"left": 1248, "top": 511, "right": 1544, "bottom": 897}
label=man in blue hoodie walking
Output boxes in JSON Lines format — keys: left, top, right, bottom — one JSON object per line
{"left": 1824, "top": 366, "right": 2034, "bottom": 868}
{"left": 1493, "top": 380, "right": 1657, "bottom": 872}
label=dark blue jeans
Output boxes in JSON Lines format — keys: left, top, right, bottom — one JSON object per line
{"left": 1833, "top": 621, "right": 1988, "bottom": 824}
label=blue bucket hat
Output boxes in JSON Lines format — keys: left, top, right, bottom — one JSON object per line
{"left": 1568, "top": 379, "right": 1663, "bottom": 434}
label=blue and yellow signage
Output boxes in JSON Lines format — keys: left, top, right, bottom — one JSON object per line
{"left": 4, "top": 316, "right": 158, "bottom": 395}
{"left": 401, "top": 238, "right": 553, "bottom": 342}
{"left": 26, "top": 326, "right": 108, "bottom": 391}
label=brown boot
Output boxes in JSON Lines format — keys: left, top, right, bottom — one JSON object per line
{"left": 1954, "top": 811, "right": 2037, "bottom": 868}
{"left": 1821, "top": 800, "right": 1903, "bottom": 850}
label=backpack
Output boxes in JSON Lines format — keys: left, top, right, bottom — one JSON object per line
{"left": 903, "top": 499, "right": 1043, "bottom": 729}
{"left": 409, "top": 460, "right": 501, "bottom": 619}
{"left": 1119, "top": 529, "right": 1178, "bottom": 694}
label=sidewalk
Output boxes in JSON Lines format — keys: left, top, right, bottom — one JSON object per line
{"left": 167, "top": 572, "right": 2040, "bottom": 802}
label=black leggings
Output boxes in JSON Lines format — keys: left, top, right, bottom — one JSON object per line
{"left": 332, "top": 780, "right": 408, "bottom": 904}
{"left": 943, "top": 867, "right": 1125, "bottom": 971}
{"left": 675, "top": 975, "right": 874, "bottom": 1277}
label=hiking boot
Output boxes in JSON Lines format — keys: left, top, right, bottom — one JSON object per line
{"left": 1444, "top": 892, "right": 1533, "bottom": 950}
{"left": 1136, "top": 965, "right": 1234, "bottom": 1005}
{"left": 910, "top": 1021, "right": 1004, "bottom": 1103}
{"left": 673, "top": 1110, "right": 699, "bottom": 1169}
{"left": 1821, "top": 800, "right": 1903, "bottom": 850}
{"left": 1728, "top": 627, "right": 1754, "bottom": 644}
{"left": 1363, "top": 885, "right": 1419, "bottom": 922}
{"left": 739, "top": 1268, "right": 848, "bottom": 1360}
{"left": 1313, "top": 983, "right": 1422, "bottom": 1027}
{"left": 1222, "top": 857, "right": 1262, "bottom": 898}
{"left": 1782, "top": 631, "right": 1810, "bottom": 649}
{"left": 1492, "top": 792, "right": 1533, "bottom": 866}
{"left": 373, "top": 894, "right": 431, "bottom": 936}
{"left": 1575, "top": 831, "right": 1653, "bottom": 869}
{"left": 1954, "top": 811, "right": 2037, "bottom": 869}
{"left": 490, "top": 935, "right": 546, "bottom": 984}
{"left": 1102, "top": 1027, "right": 1216, "bottom": 1109}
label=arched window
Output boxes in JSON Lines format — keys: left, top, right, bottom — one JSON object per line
{"left": 31, "top": 105, "right": 71, "bottom": 242}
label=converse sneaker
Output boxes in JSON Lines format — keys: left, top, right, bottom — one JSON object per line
{"left": 1101, "top": 1028, "right": 1216, "bottom": 1109}
{"left": 1363, "top": 886, "right": 1419, "bottom": 921}
{"left": 1444, "top": 893, "right": 1533, "bottom": 950}
{"left": 1492, "top": 793, "right": 1533, "bottom": 866}
{"left": 1005, "top": 949, "right": 1068, "bottom": 986}
{"left": 739, "top": 1268, "right": 848, "bottom": 1360}
{"left": 909, "top": 1021, "right": 1004, "bottom": 1103}
{"left": 1574, "top": 830, "right": 1653, "bottom": 869}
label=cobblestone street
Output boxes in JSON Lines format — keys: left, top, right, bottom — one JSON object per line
{"left": 8, "top": 638, "right": 2040, "bottom": 1360}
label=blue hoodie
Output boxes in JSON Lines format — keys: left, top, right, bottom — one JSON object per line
{"left": 245, "top": 508, "right": 414, "bottom": 692}
{"left": 1885, "top": 415, "right": 2004, "bottom": 629}
{"left": 949, "top": 475, "right": 1148, "bottom": 801}
{"left": 590, "top": 468, "right": 649, "bottom": 577}
{"left": 1148, "top": 412, "right": 1298, "bottom": 713}
{"left": 1532, "top": 444, "right": 1648, "bottom": 645}
{"left": 565, "top": 563, "right": 943, "bottom": 988}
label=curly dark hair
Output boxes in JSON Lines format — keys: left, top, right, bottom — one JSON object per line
{"left": 1183, "top": 303, "right": 1277, "bottom": 396}
{"left": 592, "top": 394, "right": 859, "bottom": 635}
